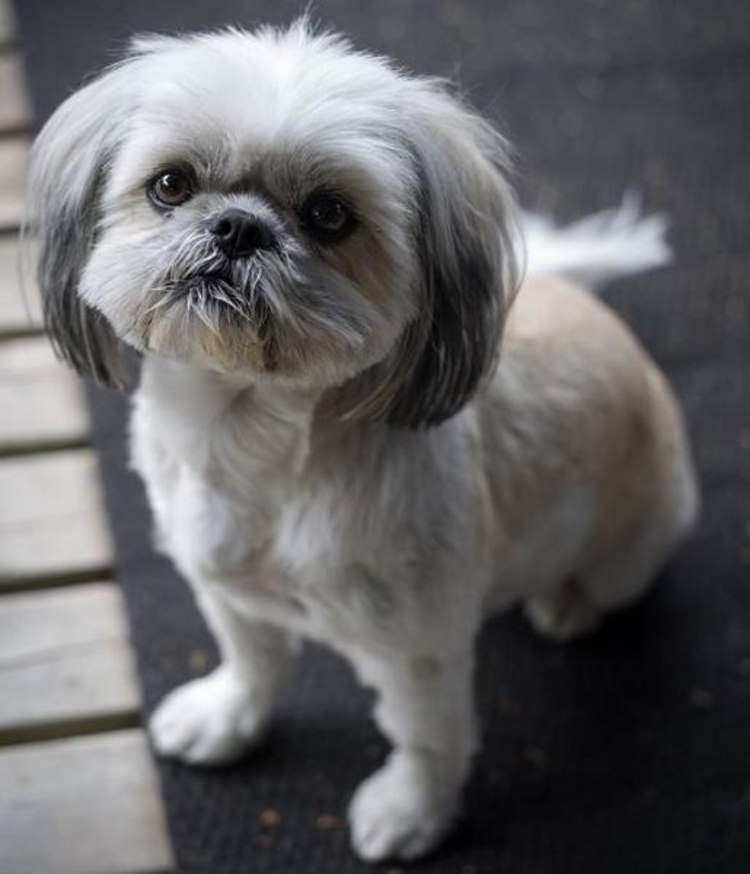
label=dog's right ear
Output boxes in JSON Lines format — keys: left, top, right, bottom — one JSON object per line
{"left": 26, "top": 60, "right": 138, "bottom": 387}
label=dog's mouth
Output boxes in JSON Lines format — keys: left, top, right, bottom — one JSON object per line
{"left": 143, "top": 263, "right": 280, "bottom": 370}
{"left": 178, "top": 267, "right": 235, "bottom": 293}
{"left": 199, "top": 271, "right": 279, "bottom": 370}
{"left": 196, "top": 268, "right": 234, "bottom": 285}
{"left": 173, "top": 267, "right": 268, "bottom": 318}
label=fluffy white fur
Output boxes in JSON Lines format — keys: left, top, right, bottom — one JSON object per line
{"left": 28, "top": 20, "right": 698, "bottom": 862}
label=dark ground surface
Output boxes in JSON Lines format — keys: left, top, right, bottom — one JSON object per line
{"left": 14, "top": 2, "right": 750, "bottom": 872}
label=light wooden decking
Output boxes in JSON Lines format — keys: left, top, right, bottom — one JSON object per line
{"left": 0, "top": 4, "right": 174, "bottom": 871}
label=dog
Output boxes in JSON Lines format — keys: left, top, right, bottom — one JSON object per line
{"left": 28, "top": 19, "right": 698, "bottom": 862}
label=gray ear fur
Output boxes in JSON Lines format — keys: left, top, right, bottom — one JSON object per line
{"left": 27, "top": 60, "right": 138, "bottom": 388}
{"left": 343, "top": 81, "right": 520, "bottom": 429}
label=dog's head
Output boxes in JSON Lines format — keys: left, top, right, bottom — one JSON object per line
{"left": 29, "top": 20, "right": 518, "bottom": 426}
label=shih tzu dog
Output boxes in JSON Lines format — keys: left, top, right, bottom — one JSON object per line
{"left": 28, "top": 20, "right": 698, "bottom": 862}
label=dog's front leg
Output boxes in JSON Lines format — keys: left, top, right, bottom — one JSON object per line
{"left": 345, "top": 646, "right": 478, "bottom": 862}
{"left": 149, "top": 584, "right": 294, "bottom": 765}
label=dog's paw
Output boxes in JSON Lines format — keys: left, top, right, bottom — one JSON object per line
{"left": 149, "top": 666, "right": 269, "bottom": 765}
{"left": 348, "top": 751, "right": 458, "bottom": 862}
{"left": 524, "top": 579, "right": 602, "bottom": 642}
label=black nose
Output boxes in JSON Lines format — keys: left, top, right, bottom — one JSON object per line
{"left": 209, "top": 208, "right": 276, "bottom": 258}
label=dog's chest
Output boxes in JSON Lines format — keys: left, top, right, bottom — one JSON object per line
{"left": 169, "top": 467, "right": 339, "bottom": 571}
{"left": 133, "top": 371, "right": 457, "bottom": 640}
{"left": 144, "top": 397, "right": 368, "bottom": 607}
{"left": 166, "top": 452, "right": 395, "bottom": 638}
{"left": 164, "top": 434, "right": 314, "bottom": 578}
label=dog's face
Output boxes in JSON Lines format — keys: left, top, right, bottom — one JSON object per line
{"left": 30, "top": 21, "right": 518, "bottom": 426}
{"left": 80, "top": 30, "right": 422, "bottom": 389}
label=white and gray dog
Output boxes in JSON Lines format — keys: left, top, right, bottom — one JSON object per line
{"left": 28, "top": 20, "right": 698, "bottom": 862}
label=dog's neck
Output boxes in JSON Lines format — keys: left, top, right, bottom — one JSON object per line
{"left": 137, "top": 354, "right": 321, "bottom": 463}
{"left": 140, "top": 354, "right": 318, "bottom": 415}
{"left": 136, "top": 353, "right": 434, "bottom": 485}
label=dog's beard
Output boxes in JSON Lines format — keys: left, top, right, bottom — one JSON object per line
{"left": 133, "top": 230, "right": 382, "bottom": 381}
{"left": 174, "top": 270, "right": 280, "bottom": 371}
{"left": 143, "top": 234, "right": 286, "bottom": 371}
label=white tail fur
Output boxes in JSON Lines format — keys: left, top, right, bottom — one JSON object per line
{"left": 520, "top": 193, "right": 671, "bottom": 291}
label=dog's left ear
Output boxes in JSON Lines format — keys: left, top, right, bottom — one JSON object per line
{"left": 345, "top": 81, "right": 520, "bottom": 428}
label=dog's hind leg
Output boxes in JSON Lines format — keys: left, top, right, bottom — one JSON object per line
{"left": 524, "top": 577, "right": 603, "bottom": 641}
{"left": 525, "top": 367, "right": 699, "bottom": 643}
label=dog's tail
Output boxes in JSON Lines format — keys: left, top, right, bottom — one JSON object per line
{"left": 520, "top": 193, "right": 671, "bottom": 292}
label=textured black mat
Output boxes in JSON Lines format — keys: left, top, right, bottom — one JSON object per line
{"left": 15, "top": 2, "right": 750, "bottom": 872}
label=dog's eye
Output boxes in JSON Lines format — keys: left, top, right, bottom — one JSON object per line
{"left": 300, "top": 194, "right": 355, "bottom": 243}
{"left": 149, "top": 170, "right": 193, "bottom": 208}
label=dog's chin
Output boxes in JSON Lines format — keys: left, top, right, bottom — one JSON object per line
{"left": 137, "top": 280, "right": 382, "bottom": 391}
{"left": 144, "top": 310, "right": 278, "bottom": 379}
{"left": 135, "top": 268, "right": 274, "bottom": 371}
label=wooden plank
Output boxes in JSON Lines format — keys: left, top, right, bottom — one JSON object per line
{"left": 0, "top": 449, "right": 113, "bottom": 589}
{"left": 0, "top": 729, "right": 174, "bottom": 874}
{"left": 0, "top": 234, "right": 43, "bottom": 335}
{"left": 0, "top": 582, "right": 140, "bottom": 744}
{"left": 0, "top": 137, "right": 27, "bottom": 230}
{"left": 0, "top": 335, "right": 88, "bottom": 454}
{"left": 0, "top": 53, "right": 31, "bottom": 132}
